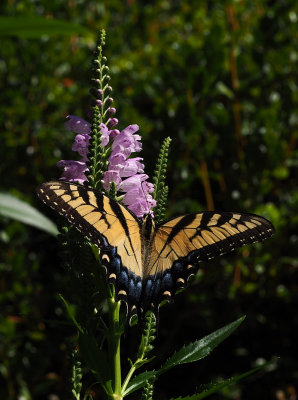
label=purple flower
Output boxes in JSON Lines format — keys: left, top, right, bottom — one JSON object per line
{"left": 119, "top": 174, "right": 149, "bottom": 192}
{"left": 58, "top": 115, "right": 156, "bottom": 219}
{"left": 109, "top": 154, "right": 144, "bottom": 178}
{"left": 102, "top": 170, "right": 122, "bottom": 191}
{"left": 72, "top": 133, "right": 90, "bottom": 162}
{"left": 121, "top": 177, "right": 157, "bottom": 218}
{"left": 100, "top": 123, "right": 111, "bottom": 147}
{"left": 112, "top": 125, "right": 142, "bottom": 158}
{"left": 57, "top": 115, "right": 91, "bottom": 183}
{"left": 101, "top": 125, "right": 156, "bottom": 218}
{"left": 57, "top": 160, "right": 88, "bottom": 184}
{"left": 58, "top": 119, "right": 113, "bottom": 183}
{"left": 65, "top": 115, "right": 91, "bottom": 135}
{"left": 120, "top": 158, "right": 144, "bottom": 178}
{"left": 109, "top": 152, "right": 127, "bottom": 167}
{"left": 119, "top": 175, "right": 156, "bottom": 218}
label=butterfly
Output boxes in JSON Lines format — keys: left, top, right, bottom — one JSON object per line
{"left": 37, "top": 181, "right": 275, "bottom": 319}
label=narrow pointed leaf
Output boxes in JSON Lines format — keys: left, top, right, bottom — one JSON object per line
{"left": 161, "top": 316, "right": 245, "bottom": 372}
{"left": 123, "top": 370, "right": 157, "bottom": 396}
{"left": 169, "top": 358, "right": 278, "bottom": 400}
{"left": 0, "top": 16, "right": 91, "bottom": 38}
{"left": 58, "top": 294, "right": 84, "bottom": 334}
{"left": 124, "top": 317, "right": 245, "bottom": 396}
{"left": 0, "top": 192, "right": 58, "bottom": 236}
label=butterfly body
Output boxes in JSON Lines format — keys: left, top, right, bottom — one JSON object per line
{"left": 37, "top": 181, "right": 275, "bottom": 318}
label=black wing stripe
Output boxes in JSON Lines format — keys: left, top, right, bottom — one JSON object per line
{"left": 200, "top": 212, "right": 214, "bottom": 228}
{"left": 166, "top": 214, "right": 197, "bottom": 243}
{"left": 78, "top": 184, "right": 91, "bottom": 204}
{"left": 108, "top": 198, "right": 141, "bottom": 269}
{"left": 109, "top": 199, "right": 131, "bottom": 238}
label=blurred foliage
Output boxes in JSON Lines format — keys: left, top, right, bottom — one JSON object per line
{"left": 0, "top": 0, "right": 297, "bottom": 399}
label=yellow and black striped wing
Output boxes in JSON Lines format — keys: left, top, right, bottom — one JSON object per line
{"left": 37, "top": 181, "right": 144, "bottom": 307}
{"left": 141, "top": 211, "right": 275, "bottom": 310}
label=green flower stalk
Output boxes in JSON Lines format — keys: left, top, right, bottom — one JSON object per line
{"left": 69, "top": 348, "right": 82, "bottom": 400}
{"left": 87, "top": 105, "right": 106, "bottom": 190}
{"left": 141, "top": 381, "right": 154, "bottom": 400}
{"left": 122, "top": 311, "right": 156, "bottom": 396}
{"left": 152, "top": 136, "right": 172, "bottom": 224}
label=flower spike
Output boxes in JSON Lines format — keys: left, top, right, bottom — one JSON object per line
{"left": 152, "top": 136, "right": 172, "bottom": 224}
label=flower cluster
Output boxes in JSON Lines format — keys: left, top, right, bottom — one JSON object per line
{"left": 57, "top": 115, "right": 156, "bottom": 218}
{"left": 57, "top": 116, "right": 91, "bottom": 184}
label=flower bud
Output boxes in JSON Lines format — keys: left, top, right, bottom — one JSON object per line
{"left": 108, "top": 107, "right": 116, "bottom": 115}
{"left": 108, "top": 118, "right": 118, "bottom": 127}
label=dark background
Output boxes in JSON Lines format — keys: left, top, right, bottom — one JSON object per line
{"left": 0, "top": 1, "right": 297, "bottom": 399}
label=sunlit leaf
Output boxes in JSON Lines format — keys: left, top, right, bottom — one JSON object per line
{"left": 0, "top": 192, "right": 58, "bottom": 236}
{"left": 161, "top": 316, "right": 245, "bottom": 372}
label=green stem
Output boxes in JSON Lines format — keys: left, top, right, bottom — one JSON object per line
{"left": 107, "top": 297, "right": 122, "bottom": 399}
{"left": 121, "top": 364, "right": 137, "bottom": 396}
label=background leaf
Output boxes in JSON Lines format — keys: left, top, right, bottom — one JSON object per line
{"left": 0, "top": 192, "right": 58, "bottom": 236}
{"left": 0, "top": 16, "right": 92, "bottom": 38}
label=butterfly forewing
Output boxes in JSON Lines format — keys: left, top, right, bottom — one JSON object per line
{"left": 37, "top": 182, "right": 144, "bottom": 297}
{"left": 156, "top": 211, "right": 275, "bottom": 263}
{"left": 141, "top": 211, "right": 275, "bottom": 308}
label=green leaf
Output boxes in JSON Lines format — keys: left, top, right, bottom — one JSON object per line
{"left": 0, "top": 16, "right": 92, "bottom": 38}
{"left": 0, "top": 192, "right": 58, "bottom": 236}
{"left": 124, "top": 317, "right": 245, "bottom": 396}
{"left": 161, "top": 316, "right": 245, "bottom": 372}
{"left": 123, "top": 370, "right": 157, "bottom": 396}
{"left": 169, "top": 358, "right": 278, "bottom": 400}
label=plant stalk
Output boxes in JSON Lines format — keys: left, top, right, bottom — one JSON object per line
{"left": 107, "top": 298, "right": 122, "bottom": 399}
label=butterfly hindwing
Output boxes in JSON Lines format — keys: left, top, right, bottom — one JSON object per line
{"left": 141, "top": 211, "right": 275, "bottom": 309}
